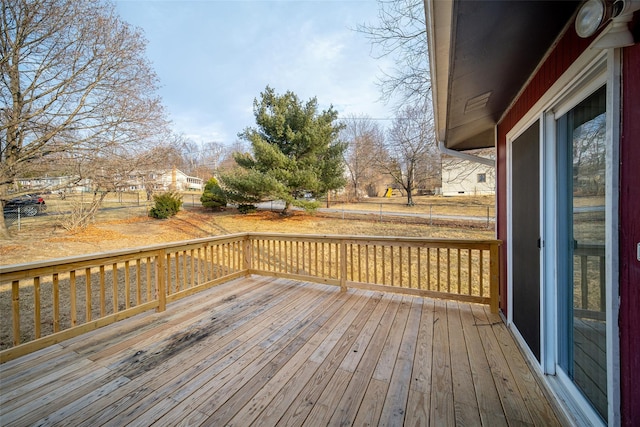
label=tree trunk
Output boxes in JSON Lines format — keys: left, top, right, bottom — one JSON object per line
{"left": 281, "top": 200, "right": 291, "bottom": 216}
{"left": 0, "top": 211, "right": 10, "bottom": 240}
{"left": 406, "top": 180, "right": 414, "bottom": 206}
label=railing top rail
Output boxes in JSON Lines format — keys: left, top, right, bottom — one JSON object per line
{"left": 247, "top": 232, "right": 501, "bottom": 245}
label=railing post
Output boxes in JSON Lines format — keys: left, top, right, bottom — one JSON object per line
{"left": 156, "top": 250, "right": 166, "bottom": 312}
{"left": 340, "top": 240, "right": 347, "bottom": 292}
{"left": 489, "top": 242, "right": 500, "bottom": 313}
{"left": 244, "top": 235, "right": 253, "bottom": 274}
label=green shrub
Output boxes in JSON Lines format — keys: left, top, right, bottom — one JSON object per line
{"left": 149, "top": 191, "right": 183, "bottom": 219}
{"left": 237, "top": 204, "right": 257, "bottom": 214}
{"left": 200, "top": 177, "right": 227, "bottom": 210}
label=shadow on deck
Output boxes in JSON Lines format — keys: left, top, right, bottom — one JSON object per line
{"left": 0, "top": 276, "right": 560, "bottom": 426}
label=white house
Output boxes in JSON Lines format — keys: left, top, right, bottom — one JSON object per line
{"left": 441, "top": 150, "right": 495, "bottom": 196}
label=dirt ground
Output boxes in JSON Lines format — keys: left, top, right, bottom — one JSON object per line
{"left": 0, "top": 206, "right": 494, "bottom": 266}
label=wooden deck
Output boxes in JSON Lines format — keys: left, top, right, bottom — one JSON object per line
{"left": 0, "top": 276, "right": 560, "bottom": 426}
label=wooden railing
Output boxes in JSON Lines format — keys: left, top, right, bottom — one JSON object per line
{"left": 574, "top": 243, "right": 606, "bottom": 320}
{"left": 0, "top": 233, "right": 500, "bottom": 362}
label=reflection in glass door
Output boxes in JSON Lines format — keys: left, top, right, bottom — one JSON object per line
{"left": 557, "top": 85, "right": 607, "bottom": 422}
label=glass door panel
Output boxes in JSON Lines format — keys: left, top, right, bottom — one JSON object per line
{"left": 557, "top": 85, "right": 607, "bottom": 421}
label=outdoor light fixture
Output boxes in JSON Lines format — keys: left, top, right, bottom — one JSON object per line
{"left": 575, "top": 0, "right": 606, "bottom": 37}
{"left": 593, "top": 0, "right": 640, "bottom": 48}
{"left": 575, "top": 0, "right": 640, "bottom": 47}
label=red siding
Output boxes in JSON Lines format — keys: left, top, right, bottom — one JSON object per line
{"left": 620, "top": 39, "right": 640, "bottom": 427}
{"left": 496, "top": 29, "right": 593, "bottom": 314}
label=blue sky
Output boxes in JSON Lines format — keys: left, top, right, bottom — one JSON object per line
{"left": 115, "top": 0, "right": 398, "bottom": 147}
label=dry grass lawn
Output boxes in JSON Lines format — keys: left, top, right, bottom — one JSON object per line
{"left": 1, "top": 200, "right": 494, "bottom": 266}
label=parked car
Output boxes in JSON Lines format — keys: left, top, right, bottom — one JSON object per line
{"left": 2, "top": 194, "right": 47, "bottom": 217}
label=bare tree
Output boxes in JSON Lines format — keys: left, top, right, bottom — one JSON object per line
{"left": 341, "top": 115, "right": 386, "bottom": 200}
{"left": 378, "top": 103, "right": 438, "bottom": 205}
{"left": 0, "top": 0, "right": 167, "bottom": 237}
{"left": 357, "top": 0, "right": 430, "bottom": 107}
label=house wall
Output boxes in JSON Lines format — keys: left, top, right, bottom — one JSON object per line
{"left": 620, "top": 37, "right": 640, "bottom": 427}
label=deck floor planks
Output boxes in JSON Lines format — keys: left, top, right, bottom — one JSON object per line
{"left": 487, "top": 306, "right": 561, "bottom": 427}
{"left": 291, "top": 292, "right": 386, "bottom": 426}
{"left": 378, "top": 296, "right": 423, "bottom": 426}
{"left": 194, "top": 290, "right": 373, "bottom": 424}
{"left": 238, "top": 292, "right": 394, "bottom": 426}
{"left": 58, "top": 279, "right": 325, "bottom": 427}
{"left": 268, "top": 291, "right": 379, "bottom": 426}
{"left": 157, "top": 282, "right": 357, "bottom": 426}
{"left": 351, "top": 294, "right": 413, "bottom": 426}
{"left": 404, "top": 298, "right": 435, "bottom": 427}
{"left": 430, "top": 298, "right": 455, "bottom": 425}
{"left": 0, "top": 276, "right": 562, "bottom": 427}
{"left": 469, "top": 303, "right": 535, "bottom": 425}
{"left": 326, "top": 293, "right": 402, "bottom": 426}
{"left": 244, "top": 293, "right": 386, "bottom": 426}
{"left": 106, "top": 281, "right": 342, "bottom": 426}
{"left": 458, "top": 301, "right": 508, "bottom": 427}
{"left": 447, "top": 300, "right": 482, "bottom": 426}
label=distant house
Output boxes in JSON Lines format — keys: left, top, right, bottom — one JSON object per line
{"left": 16, "top": 168, "right": 203, "bottom": 194}
{"left": 119, "top": 168, "right": 203, "bottom": 193}
{"left": 441, "top": 150, "right": 495, "bottom": 196}
{"left": 15, "top": 175, "right": 91, "bottom": 193}
{"left": 151, "top": 168, "right": 203, "bottom": 192}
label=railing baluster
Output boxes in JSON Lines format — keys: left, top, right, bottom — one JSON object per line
{"left": 34, "top": 277, "right": 41, "bottom": 338}
{"left": 190, "top": 249, "right": 195, "bottom": 288}
{"left": 135, "top": 259, "right": 142, "bottom": 306}
{"left": 599, "top": 255, "right": 606, "bottom": 312}
{"left": 468, "top": 249, "right": 472, "bottom": 295}
{"left": 437, "top": 248, "right": 441, "bottom": 292}
{"left": 427, "top": 247, "right": 431, "bottom": 290}
{"left": 417, "top": 247, "right": 421, "bottom": 290}
{"left": 70, "top": 270, "right": 77, "bottom": 326}
{"left": 390, "top": 246, "right": 395, "bottom": 287}
{"left": 398, "top": 246, "right": 403, "bottom": 288}
{"left": 53, "top": 273, "right": 60, "bottom": 332}
{"left": 374, "top": 245, "right": 378, "bottom": 284}
{"left": 124, "top": 261, "right": 130, "bottom": 309}
{"left": 365, "top": 244, "right": 370, "bottom": 284}
{"left": 581, "top": 255, "right": 588, "bottom": 309}
{"left": 479, "top": 250, "right": 484, "bottom": 297}
{"left": 157, "top": 250, "right": 166, "bottom": 312}
{"left": 112, "top": 263, "right": 119, "bottom": 313}
{"left": 350, "top": 243, "right": 354, "bottom": 282}
{"left": 457, "top": 249, "right": 461, "bottom": 294}
{"left": 146, "top": 258, "right": 152, "bottom": 302}
{"left": 85, "top": 268, "right": 92, "bottom": 322}
{"left": 100, "top": 265, "right": 106, "bottom": 317}
{"left": 382, "top": 246, "right": 386, "bottom": 285}
{"left": 12, "top": 280, "right": 20, "bottom": 346}
{"left": 447, "top": 248, "right": 451, "bottom": 293}
{"left": 165, "top": 253, "right": 171, "bottom": 294}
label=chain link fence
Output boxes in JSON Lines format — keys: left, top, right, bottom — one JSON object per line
{"left": 3, "top": 191, "right": 204, "bottom": 231}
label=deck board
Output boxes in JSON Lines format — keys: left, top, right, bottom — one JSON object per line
{"left": 0, "top": 276, "right": 561, "bottom": 426}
